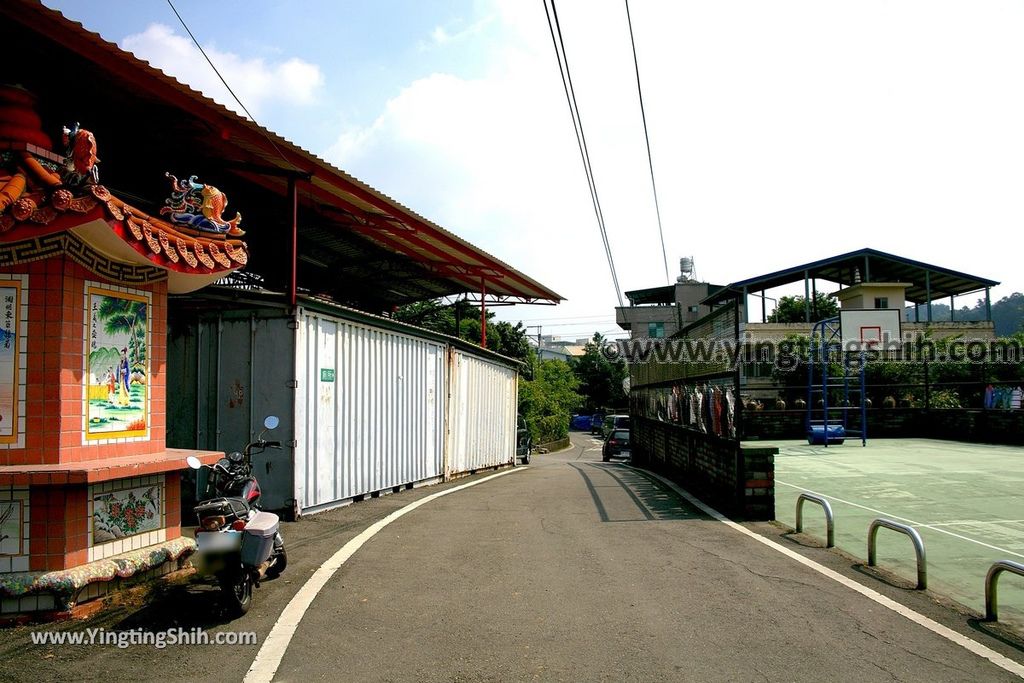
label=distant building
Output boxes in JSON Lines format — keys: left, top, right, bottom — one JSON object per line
{"left": 535, "top": 335, "right": 587, "bottom": 361}
{"left": 615, "top": 258, "right": 723, "bottom": 339}
{"left": 623, "top": 248, "right": 1001, "bottom": 400}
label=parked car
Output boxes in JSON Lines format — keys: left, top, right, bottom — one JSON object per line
{"left": 516, "top": 416, "right": 532, "bottom": 464}
{"left": 602, "top": 429, "right": 631, "bottom": 461}
{"left": 590, "top": 413, "right": 606, "bottom": 435}
{"left": 601, "top": 414, "right": 630, "bottom": 439}
{"left": 570, "top": 414, "right": 593, "bottom": 431}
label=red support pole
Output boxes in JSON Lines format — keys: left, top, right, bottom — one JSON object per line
{"left": 288, "top": 176, "right": 298, "bottom": 309}
{"left": 480, "top": 279, "right": 487, "bottom": 348}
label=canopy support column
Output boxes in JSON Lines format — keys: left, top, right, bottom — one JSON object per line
{"left": 480, "top": 279, "right": 487, "bottom": 348}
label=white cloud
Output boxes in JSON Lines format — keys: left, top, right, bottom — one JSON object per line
{"left": 328, "top": 1, "right": 650, "bottom": 322}
{"left": 120, "top": 23, "right": 324, "bottom": 118}
{"left": 329, "top": 0, "right": 1024, "bottom": 334}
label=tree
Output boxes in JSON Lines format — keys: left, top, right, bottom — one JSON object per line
{"left": 767, "top": 293, "right": 839, "bottom": 323}
{"left": 519, "top": 358, "right": 581, "bottom": 443}
{"left": 570, "top": 332, "right": 627, "bottom": 411}
{"left": 392, "top": 299, "right": 477, "bottom": 339}
{"left": 487, "top": 321, "right": 534, "bottom": 366}
{"left": 393, "top": 300, "right": 537, "bottom": 365}
{"left": 901, "top": 292, "right": 1024, "bottom": 337}
{"left": 98, "top": 297, "right": 147, "bottom": 371}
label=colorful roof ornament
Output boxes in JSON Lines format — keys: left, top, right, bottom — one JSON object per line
{"left": 0, "top": 84, "right": 249, "bottom": 293}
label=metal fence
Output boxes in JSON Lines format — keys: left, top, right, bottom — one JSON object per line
{"left": 629, "top": 301, "right": 742, "bottom": 441}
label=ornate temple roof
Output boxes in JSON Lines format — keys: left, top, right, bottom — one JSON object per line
{"left": 0, "top": 85, "right": 248, "bottom": 292}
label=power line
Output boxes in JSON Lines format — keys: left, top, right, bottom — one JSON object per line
{"left": 165, "top": 0, "right": 301, "bottom": 174}
{"left": 516, "top": 317, "right": 610, "bottom": 325}
{"left": 542, "top": 0, "right": 624, "bottom": 307}
{"left": 624, "top": 0, "right": 671, "bottom": 286}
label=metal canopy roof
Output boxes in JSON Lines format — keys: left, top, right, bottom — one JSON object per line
{"left": 2, "top": 0, "right": 563, "bottom": 312}
{"left": 624, "top": 285, "right": 676, "bottom": 305}
{"left": 703, "top": 248, "right": 999, "bottom": 306}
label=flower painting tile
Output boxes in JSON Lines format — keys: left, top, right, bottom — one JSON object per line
{"left": 86, "top": 286, "right": 150, "bottom": 440}
{"left": 92, "top": 483, "right": 162, "bottom": 544}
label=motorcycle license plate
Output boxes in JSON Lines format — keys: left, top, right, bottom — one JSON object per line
{"left": 196, "top": 530, "right": 243, "bottom": 553}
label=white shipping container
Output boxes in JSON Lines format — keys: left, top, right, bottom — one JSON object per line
{"left": 445, "top": 349, "right": 518, "bottom": 476}
{"left": 294, "top": 311, "right": 447, "bottom": 513}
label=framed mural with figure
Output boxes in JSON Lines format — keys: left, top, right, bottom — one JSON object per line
{"left": 85, "top": 284, "right": 150, "bottom": 440}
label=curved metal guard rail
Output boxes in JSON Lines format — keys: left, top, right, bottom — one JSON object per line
{"left": 985, "top": 559, "right": 1024, "bottom": 621}
{"left": 795, "top": 493, "right": 834, "bottom": 548}
{"left": 867, "top": 518, "right": 927, "bottom": 590}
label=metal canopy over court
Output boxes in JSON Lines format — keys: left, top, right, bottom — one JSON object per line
{"left": 703, "top": 248, "right": 1000, "bottom": 309}
{"left": 0, "top": 0, "right": 563, "bottom": 313}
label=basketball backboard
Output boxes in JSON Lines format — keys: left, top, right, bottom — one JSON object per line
{"left": 839, "top": 309, "right": 902, "bottom": 351}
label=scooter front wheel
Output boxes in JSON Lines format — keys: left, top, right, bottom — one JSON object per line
{"left": 220, "top": 571, "right": 253, "bottom": 616}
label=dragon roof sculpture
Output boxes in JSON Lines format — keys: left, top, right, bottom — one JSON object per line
{"left": 0, "top": 84, "right": 249, "bottom": 292}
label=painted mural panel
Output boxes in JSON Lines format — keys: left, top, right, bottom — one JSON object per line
{"left": 86, "top": 286, "right": 149, "bottom": 439}
{"left": 0, "top": 499, "right": 22, "bottom": 555}
{"left": 0, "top": 280, "right": 21, "bottom": 443}
{"left": 92, "top": 483, "right": 162, "bottom": 543}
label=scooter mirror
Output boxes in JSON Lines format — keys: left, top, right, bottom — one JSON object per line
{"left": 264, "top": 415, "right": 280, "bottom": 430}
{"left": 186, "top": 455, "right": 203, "bottom": 470}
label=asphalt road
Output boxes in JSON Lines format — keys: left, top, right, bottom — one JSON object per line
{"left": 2, "top": 431, "right": 1023, "bottom": 682}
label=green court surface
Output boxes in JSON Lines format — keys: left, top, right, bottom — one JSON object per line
{"left": 770, "top": 438, "right": 1024, "bottom": 630}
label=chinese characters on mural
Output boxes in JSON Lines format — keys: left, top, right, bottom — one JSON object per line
{"left": 86, "top": 287, "right": 148, "bottom": 438}
{"left": 93, "top": 484, "right": 161, "bottom": 543}
{"left": 0, "top": 282, "right": 20, "bottom": 442}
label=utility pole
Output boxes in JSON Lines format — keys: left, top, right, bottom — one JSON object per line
{"left": 525, "top": 325, "right": 543, "bottom": 360}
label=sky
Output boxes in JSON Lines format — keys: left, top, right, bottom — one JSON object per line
{"left": 44, "top": 0, "right": 1024, "bottom": 341}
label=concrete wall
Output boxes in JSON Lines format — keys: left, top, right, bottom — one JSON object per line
{"left": 631, "top": 417, "right": 776, "bottom": 520}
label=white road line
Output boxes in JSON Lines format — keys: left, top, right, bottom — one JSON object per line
{"left": 244, "top": 467, "right": 528, "bottom": 683}
{"left": 775, "top": 479, "right": 1024, "bottom": 560}
{"left": 627, "top": 466, "right": 1024, "bottom": 679}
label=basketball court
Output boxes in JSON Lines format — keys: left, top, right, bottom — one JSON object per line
{"left": 771, "top": 438, "right": 1024, "bottom": 630}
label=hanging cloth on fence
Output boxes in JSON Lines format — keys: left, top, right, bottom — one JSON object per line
{"left": 694, "top": 386, "right": 706, "bottom": 433}
{"left": 712, "top": 386, "right": 723, "bottom": 436}
{"left": 725, "top": 388, "right": 736, "bottom": 439}
{"left": 1012, "top": 387, "right": 1023, "bottom": 410}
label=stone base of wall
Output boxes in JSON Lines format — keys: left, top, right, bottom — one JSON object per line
{"left": 0, "top": 536, "right": 195, "bottom": 622}
{"left": 745, "top": 409, "right": 1024, "bottom": 445}
{"left": 632, "top": 417, "right": 776, "bottom": 520}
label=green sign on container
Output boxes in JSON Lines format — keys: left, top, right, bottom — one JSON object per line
{"left": 320, "top": 368, "right": 335, "bottom": 382}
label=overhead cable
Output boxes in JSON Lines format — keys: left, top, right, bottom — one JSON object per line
{"left": 624, "top": 0, "right": 671, "bottom": 285}
{"left": 542, "top": 0, "right": 624, "bottom": 307}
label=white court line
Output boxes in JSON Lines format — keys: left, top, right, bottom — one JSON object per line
{"left": 627, "top": 466, "right": 1024, "bottom": 679}
{"left": 776, "top": 479, "right": 1024, "bottom": 561}
{"left": 925, "top": 520, "right": 1024, "bottom": 528}
{"left": 244, "top": 467, "right": 527, "bottom": 683}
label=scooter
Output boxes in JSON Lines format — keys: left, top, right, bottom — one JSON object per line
{"left": 186, "top": 415, "right": 287, "bottom": 616}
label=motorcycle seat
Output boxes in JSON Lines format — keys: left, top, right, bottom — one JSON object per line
{"left": 194, "top": 496, "right": 250, "bottom": 522}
